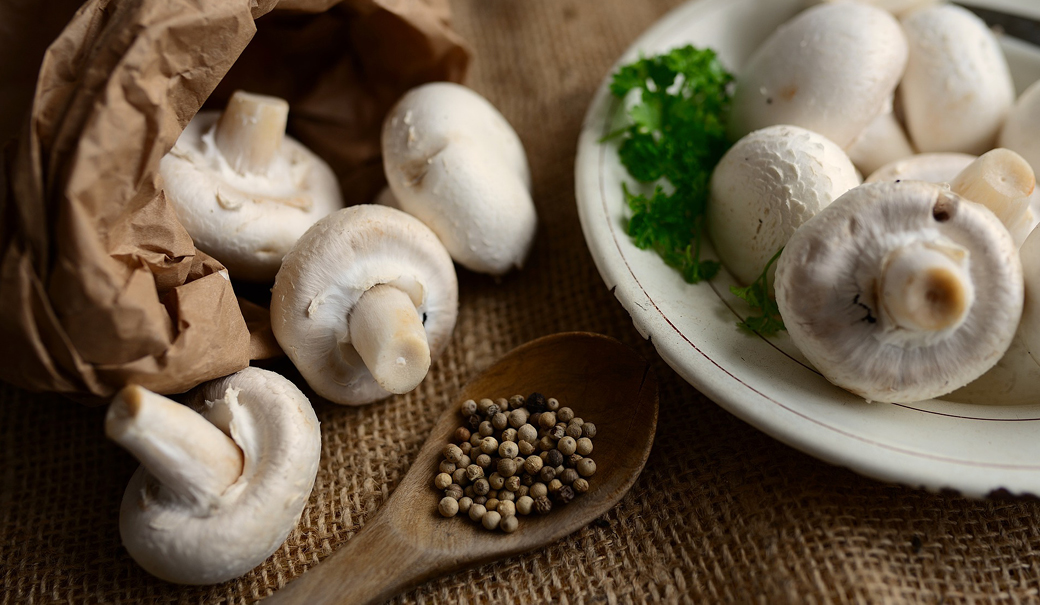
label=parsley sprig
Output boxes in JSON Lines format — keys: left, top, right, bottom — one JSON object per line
{"left": 608, "top": 46, "right": 785, "bottom": 335}
{"left": 729, "top": 247, "right": 785, "bottom": 334}
{"left": 608, "top": 45, "right": 733, "bottom": 283}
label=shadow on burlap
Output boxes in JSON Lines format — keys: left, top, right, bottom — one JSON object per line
{"left": 4, "top": 0, "right": 1040, "bottom": 602}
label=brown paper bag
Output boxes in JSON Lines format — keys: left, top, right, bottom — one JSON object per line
{"left": 0, "top": 0, "right": 469, "bottom": 401}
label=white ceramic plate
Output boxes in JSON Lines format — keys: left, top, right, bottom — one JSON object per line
{"left": 576, "top": 0, "right": 1040, "bottom": 498}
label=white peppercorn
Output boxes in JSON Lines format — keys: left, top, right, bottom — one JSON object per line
{"left": 547, "top": 397, "right": 560, "bottom": 411}
{"left": 439, "top": 460, "right": 456, "bottom": 474}
{"left": 498, "top": 441, "right": 519, "bottom": 460}
{"left": 480, "top": 436, "right": 499, "bottom": 455}
{"left": 505, "top": 475, "right": 521, "bottom": 492}
{"left": 455, "top": 427, "right": 472, "bottom": 442}
{"left": 531, "top": 482, "right": 548, "bottom": 499}
{"left": 566, "top": 454, "right": 582, "bottom": 468}
{"left": 489, "top": 472, "right": 505, "bottom": 490}
{"left": 518, "top": 440, "right": 535, "bottom": 456}
{"left": 496, "top": 397, "right": 509, "bottom": 409}
{"left": 469, "top": 503, "right": 487, "bottom": 522}
{"left": 548, "top": 478, "right": 563, "bottom": 494}
{"left": 474, "top": 495, "right": 487, "bottom": 505}
{"left": 498, "top": 500, "right": 516, "bottom": 518}
{"left": 452, "top": 468, "right": 468, "bottom": 485}
{"left": 459, "top": 455, "right": 472, "bottom": 468}
{"left": 516, "top": 485, "right": 529, "bottom": 498}
{"left": 565, "top": 424, "right": 583, "bottom": 439}
{"left": 572, "top": 478, "right": 589, "bottom": 493}
{"left": 516, "top": 495, "right": 534, "bottom": 515}
{"left": 469, "top": 433, "right": 482, "bottom": 447}
{"left": 458, "top": 496, "right": 473, "bottom": 513}
{"left": 478, "top": 421, "right": 494, "bottom": 437}
{"left": 517, "top": 424, "right": 538, "bottom": 444}
{"left": 478, "top": 398, "right": 494, "bottom": 414}
{"left": 558, "top": 436, "right": 577, "bottom": 456}
{"left": 445, "top": 484, "right": 464, "bottom": 500}
{"left": 576, "top": 437, "right": 593, "bottom": 456}
{"left": 439, "top": 497, "right": 459, "bottom": 518}
{"left": 464, "top": 485, "right": 475, "bottom": 498}
{"left": 549, "top": 424, "right": 566, "bottom": 440}
{"left": 560, "top": 469, "right": 579, "bottom": 485}
{"left": 474, "top": 478, "right": 490, "bottom": 496}
{"left": 538, "top": 411, "right": 557, "bottom": 429}
{"left": 488, "top": 489, "right": 499, "bottom": 500}
{"left": 460, "top": 441, "right": 472, "bottom": 456}
{"left": 508, "top": 409, "right": 528, "bottom": 429}
{"left": 486, "top": 498, "right": 499, "bottom": 511}
{"left": 570, "top": 417, "right": 584, "bottom": 427}
{"left": 485, "top": 403, "right": 501, "bottom": 418}
{"left": 476, "top": 454, "right": 491, "bottom": 469}
{"left": 508, "top": 394, "right": 525, "bottom": 409}
{"left": 482, "top": 510, "right": 502, "bottom": 531}
{"left": 557, "top": 407, "right": 574, "bottom": 422}
{"left": 496, "top": 458, "right": 517, "bottom": 478}
{"left": 501, "top": 428, "right": 518, "bottom": 443}
{"left": 582, "top": 423, "right": 597, "bottom": 438}
{"left": 538, "top": 436, "right": 555, "bottom": 451}
{"left": 443, "top": 444, "right": 463, "bottom": 464}
{"left": 434, "top": 473, "right": 453, "bottom": 490}
{"left": 555, "top": 465, "right": 565, "bottom": 476}
{"left": 500, "top": 490, "right": 515, "bottom": 502}
{"left": 501, "top": 514, "right": 519, "bottom": 533}
{"left": 538, "top": 466, "right": 555, "bottom": 483}
{"left": 492, "top": 412, "right": 509, "bottom": 431}
{"left": 577, "top": 458, "right": 596, "bottom": 477}
{"left": 524, "top": 455, "right": 543, "bottom": 475}
{"left": 461, "top": 399, "right": 477, "bottom": 416}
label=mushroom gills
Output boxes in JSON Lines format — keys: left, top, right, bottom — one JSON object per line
{"left": 348, "top": 283, "right": 431, "bottom": 394}
{"left": 106, "top": 385, "right": 243, "bottom": 509}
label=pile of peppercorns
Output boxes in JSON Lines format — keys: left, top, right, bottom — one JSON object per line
{"left": 433, "top": 393, "right": 597, "bottom": 533}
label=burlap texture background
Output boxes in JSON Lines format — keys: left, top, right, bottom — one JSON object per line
{"left": 4, "top": 0, "right": 1040, "bottom": 602}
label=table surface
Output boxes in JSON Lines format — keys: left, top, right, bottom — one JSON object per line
{"left": 4, "top": 0, "right": 1040, "bottom": 603}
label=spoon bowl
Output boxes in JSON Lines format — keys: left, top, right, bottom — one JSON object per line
{"left": 268, "top": 332, "right": 659, "bottom": 605}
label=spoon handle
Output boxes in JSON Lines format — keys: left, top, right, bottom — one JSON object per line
{"left": 265, "top": 511, "right": 437, "bottom": 605}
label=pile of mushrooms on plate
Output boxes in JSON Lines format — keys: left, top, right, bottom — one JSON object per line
{"left": 708, "top": 0, "right": 1040, "bottom": 405}
{"left": 106, "top": 84, "right": 536, "bottom": 584}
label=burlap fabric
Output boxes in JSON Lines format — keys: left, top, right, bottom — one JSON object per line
{"left": 4, "top": 0, "right": 1040, "bottom": 602}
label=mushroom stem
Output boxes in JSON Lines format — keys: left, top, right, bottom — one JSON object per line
{"left": 950, "top": 148, "right": 1035, "bottom": 237}
{"left": 348, "top": 284, "right": 431, "bottom": 394}
{"left": 214, "top": 90, "right": 289, "bottom": 176}
{"left": 106, "top": 385, "right": 244, "bottom": 505}
{"left": 879, "top": 243, "right": 975, "bottom": 332}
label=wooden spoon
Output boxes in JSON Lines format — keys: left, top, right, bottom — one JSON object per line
{"left": 267, "top": 332, "right": 659, "bottom": 605}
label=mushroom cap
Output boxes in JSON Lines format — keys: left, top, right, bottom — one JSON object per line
{"left": 160, "top": 111, "right": 343, "bottom": 281}
{"left": 728, "top": 3, "right": 907, "bottom": 148}
{"left": 819, "top": 0, "right": 938, "bottom": 17}
{"left": 270, "top": 204, "right": 458, "bottom": 405}
{"left": 118, "top": 367, "right": 321, "bottom": 585}
{"left": 865, "top": 153, "right": 977, "bottom": 184}
{"left": 1018, "top": 225, "right": 1040, "bottom": 370}
{"left": 775, "top": 181, "right": 1023, "bottom": 403}
{"left": 708, "top": 125, "right": 860, "bottom": 287}
{"left": 844, "top": 102, "right": 915, "bottom": 177}
{"left": 999, "top": 79, "right": 1040, "bottom": 176}
{"left": 382, "top": 82, "right": 536, "bottom": 275}
{"left": 900, "top": 4, "right": 1015, "bottom": 154}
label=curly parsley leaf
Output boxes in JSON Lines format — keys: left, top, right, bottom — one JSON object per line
{"left": 729, "top": 247, "right": 785, "bottom": 335}
{"left": 608, "top": 45, "right": 733, "bottom": 285}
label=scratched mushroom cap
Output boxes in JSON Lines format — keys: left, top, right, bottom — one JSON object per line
{"left": 775, "top": 181, "right": 1023, "bottom": 404}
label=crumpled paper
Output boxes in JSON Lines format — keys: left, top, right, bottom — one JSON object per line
{"left": 0, "top": 0, "right": 469, "bottom": 401}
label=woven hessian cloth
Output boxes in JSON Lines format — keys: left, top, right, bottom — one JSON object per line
{"left": 5, "top": 0, "right": 1040, "bottom": 602}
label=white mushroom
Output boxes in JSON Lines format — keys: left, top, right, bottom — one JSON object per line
{"left": 382, "top": 82, "right": 536, "bottom": 276}
{"left": 728, "top": 3, "right": 907, "bottom": 152}
{"left": 708, "top": 125, "right": 860, "bottom": 288}
{"left": 845, "top": 99, "right": 916, "bottom": 177}
{"left": 1000, "top": 80, "right": 1040, "bottom": 174}
{"left": 949, "top": 149, "right": 1036, "bottom": 246}
{"left": 161, "top": 90, "right": 343, "bottom": 281}
{"left": 106, "top": 367, "right": 321, "bottom": 584}
{"left": 1017, "top": 226, "right": 1040, "bottom": 371}
{"left": 775, "top": 181, "right": 1023, "bottom": 403}
{"left": 271, "top": 204, "right": 458, "bottom": 405}
{"left": 865, "top": 152, "right": 976, "bottom": 184}
{"left": 813, "top": 0, "right": 939, "bottom": 17}
{"left": 900, "top": 5, "right": 1015, "bottom": 155}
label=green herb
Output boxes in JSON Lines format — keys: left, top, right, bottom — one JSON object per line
{"left": 729, "top": 247, "right": 785, "bottom": 335}
{"left": 608, "top": 45, "right": 734, "bottom": 284}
